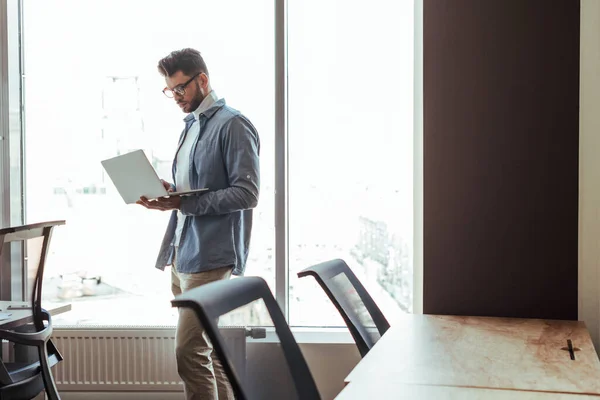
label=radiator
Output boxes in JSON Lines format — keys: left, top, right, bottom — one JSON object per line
{"left": 50, "top": 327, "right": 258, "bottom": 391}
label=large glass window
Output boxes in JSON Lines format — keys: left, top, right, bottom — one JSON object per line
{"left": 23, "top": 0, "right": 275, "bottom": 325}
{"left": 19, "top": 0, "right": 414, "bottom": 328}
{"left": 288, "top": 0, "right": 414, "bottom": 326}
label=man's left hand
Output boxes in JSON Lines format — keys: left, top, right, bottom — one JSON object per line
{"left": 137, "top": 195, "right": 181, "bottom": 211}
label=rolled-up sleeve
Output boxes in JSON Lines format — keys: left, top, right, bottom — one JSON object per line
{"left": 179, "top": 115, "right": 260, "bottom": 216}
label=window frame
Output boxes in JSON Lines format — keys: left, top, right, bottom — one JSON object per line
{"left": 274, "top": 0, "right": 290, "bottom": 320}
{"left": 0, "top": 0, "right": 26, "bottom": 302}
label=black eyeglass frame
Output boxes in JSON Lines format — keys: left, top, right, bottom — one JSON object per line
{"left": 162, "top": 72, "right": 201, "bottom": 98}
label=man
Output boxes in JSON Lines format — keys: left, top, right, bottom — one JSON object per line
{"left": 137, "top": 48, "right": 260, "bottom": 400}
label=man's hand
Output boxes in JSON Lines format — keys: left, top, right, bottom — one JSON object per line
{"left": 137, "top": 195, "right": 181, "bottom": 211}
{"left": 136, "top": 179, "right": 181, "bottom": 211}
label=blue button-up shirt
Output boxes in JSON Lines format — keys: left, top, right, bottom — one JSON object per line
{"left": 155, "top": 98, "right": 260, "bottom": 275}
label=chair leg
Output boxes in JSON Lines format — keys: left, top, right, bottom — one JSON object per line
{"left": 47, "top": 340, "right": 63, "bottom": 363}
{"left": 37, "top": 343, "right": 61, "bottom": 400}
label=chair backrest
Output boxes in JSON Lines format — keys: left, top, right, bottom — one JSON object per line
{"left": 0, "top": 221, "right": 65, "bottom": 331}
{"left": 297, "top": 259, "right": 390, "bottom": 357}
{"left": 172, "top": 276, "right": 321, "bottom": 400}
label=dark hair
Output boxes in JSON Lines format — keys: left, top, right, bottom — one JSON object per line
{"left": 157, "top": 48, "right": 209, "bottom": 78}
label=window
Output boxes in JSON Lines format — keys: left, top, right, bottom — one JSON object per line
{"left": 23, "top": 0, "right": 275, "bottom": 325}
{"left": 12, "top": 0, "right": 415, "bottom": 328}
{"left": 288, "top": 0, "right": 414, "bottom": 326}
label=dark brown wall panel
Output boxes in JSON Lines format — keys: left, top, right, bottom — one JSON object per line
{"left": 423, "top": 0, "right": 580, "bottom": 319}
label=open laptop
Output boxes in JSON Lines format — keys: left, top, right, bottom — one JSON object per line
{"left": 101, "top": 149, "right": 208, "bottom": 204}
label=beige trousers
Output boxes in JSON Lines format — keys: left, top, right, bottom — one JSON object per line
{"left": 171, "top": 262, "right": 235, "bottom": 400}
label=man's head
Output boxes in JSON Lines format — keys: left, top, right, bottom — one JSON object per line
{"left": 158, "top": 48, "right": 211, "bottom": 114}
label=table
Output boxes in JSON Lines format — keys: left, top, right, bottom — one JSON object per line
{"left": 0, "top": 301, "right": 71, "bottom": 330}
{"left": 337, "top": 381, "right": 600, "bottom": 399}
{"left": 342, "top": 314, "right": 600, "bottom": 397}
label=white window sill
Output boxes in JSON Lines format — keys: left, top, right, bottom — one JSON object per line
{"left": 54, "top": 325, "right": 356, "bottom": 345}
{"left": 252, "top": 327, "right": 355, "bottom": 344}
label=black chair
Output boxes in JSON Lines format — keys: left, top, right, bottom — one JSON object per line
{"left": 172, "top": 276, "right": 321, "bottom": 400}
{"left": 0, "top": 221, "right": 65, "bottom": 400}
{"left": 297, "top": 259, "right": 390, "bottom": 357}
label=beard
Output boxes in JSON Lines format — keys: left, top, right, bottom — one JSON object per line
{"left": 187, "top": 91, "right": 205, "bottom": 113}
{"left": 177, "top": 80, "right": 206, "bottom": 113}
{"left": 186, "top": 80, "right": 206, "bottom": 112}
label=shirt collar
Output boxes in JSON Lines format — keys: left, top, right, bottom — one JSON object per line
{"left": 191, "top": 90, "right": 218, "bottom": 121}
{"left": 183, "top": 96, "right": 226, "bottom": 124}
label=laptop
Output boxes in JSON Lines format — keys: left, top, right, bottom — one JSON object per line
{"left": 101, "top": 149, "right": 208, "bottom": 204}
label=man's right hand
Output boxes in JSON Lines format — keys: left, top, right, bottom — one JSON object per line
{"left": 161, "top": 179, "right": 174, "bottom": 192}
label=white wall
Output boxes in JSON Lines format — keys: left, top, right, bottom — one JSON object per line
{"left": 579, "top": 0, "right": 600, "bottom": 352}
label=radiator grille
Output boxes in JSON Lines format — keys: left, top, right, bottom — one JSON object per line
{"left": 51, "top": 327, "right": 247, "bottom": 391}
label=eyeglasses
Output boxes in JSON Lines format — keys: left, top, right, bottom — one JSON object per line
{"left": 162, "top": 73, "right": 201, "bottom": 98}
